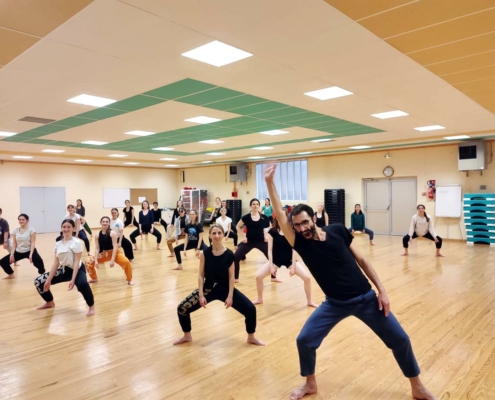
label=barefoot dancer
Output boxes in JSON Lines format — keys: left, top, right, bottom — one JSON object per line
{"left": 402, "top": 205, "right": 443, "bottom": 257}
{"left": 129, "top": 201, "right": 162, "bottom": 251}
{"left": 86, "top": 216, "right": 134, "bottom": 285}
{"left": 174, "top": 224, "right": 264, "bottom": 346}
{"left": 252, "top": 209, "right": 318, "bottom": 308}
{"left": 110, "top": 208, "right": 134, "bottom": 261}
{"left": 172, "top": 210, "right": 207, "bottom": 270}
{"left": 0, "top": 208, "right": 15, "bottom": 264}
{"left": 211, "top": 207, "right": 237, "bottom": 248}
{"left": 349, "top": 204, "right": 374, "bottom": 245}
{"left": 264, "top": 163, "right": 437, "bottom": 400}
{"left": 166, "top": 207, "right": 189, "bottom": 257}
{"left": 34, "top": 219, "right": 95, "bottom": 316}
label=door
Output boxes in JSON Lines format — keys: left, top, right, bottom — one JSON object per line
{"left": 20, "top": 187, "right": 45, "bottom": 232}
{"left": 391, "top": 180, "right": 417, "bottom": 235}
{"left": 43, "top": 187, "right": 67, "bottom": 233}
{"left": 364, "top": 180, "right": 390, "bottom": 235}
{"left": 19, "top": 187, "right": 66, "bottom": 233}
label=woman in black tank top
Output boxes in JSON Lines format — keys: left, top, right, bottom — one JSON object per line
{"left": 314, "top": 202, "right": 328, "bottom": 228}
{"left": 252, "top": 209, "right": 318, "bottom": 308}
{"left": 173, "top": 224, "right": 264, "bottom": 346}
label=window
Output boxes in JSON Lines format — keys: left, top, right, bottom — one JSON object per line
{"left": 256, "top": 160, "right": 308, "bottom": 201}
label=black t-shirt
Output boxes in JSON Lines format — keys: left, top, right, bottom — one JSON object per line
{"left": 185, "top": 223, "right": 203, "bottom": 242}
{"left": 241, "top": 213, "right": 269, "bottom": 242}
{"left": 203, "top": 246, "right": 234, "bottom": 286}
{"left": 123, "top": 207, "right": 134, "bottom": 223}
{"left": 269, "top": 228, "right": 293, "bottom": 267}
{"left": 152, "top": 208, "right": 162, "bottom": 222}
{"left": 179, "top": 216, "right": 187, "bottom": 230}
{"left": 294, "top": 224, "right": 371, "bottom": 300}
{"left": 76, "top": 206, "right": 86, "bottom": 217}
{"left": 0, "top": 218, "right": 10, "bottom": 244}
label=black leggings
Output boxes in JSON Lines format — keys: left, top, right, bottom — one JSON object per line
{"left": 125, "top": 219, "right": 139, "bottom": 229}
{"left": 177, "top": 284, "right": 256, "bottom": 333}
{"left": 403, "top": 231, "right": 442, "bottom": 249}
{"left": 0, "top": 249, "right": 45, "bottom": 276}
{"left": 209, "top": 231, "right": 238, "bottom": 246}
{"left": 234, "top": 241, "right": 268, "bottom": 280}
{"left": 34, "top": 263, "right": 94, "bottom": 306}
{"left": 120, "top": 236, "right": 134, "bottom": 260}
{"left": 174, "top": 241, "right": 208, "bottom": 264}
{"left": 130, "top": 224, "right": 162, "bottom": 244}
{"left": 56, "top": 231, "right": 90, "bottom": 253}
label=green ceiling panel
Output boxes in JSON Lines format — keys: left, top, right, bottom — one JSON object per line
{"left": 213, "top": 116, "right": 258, "bottom": 128}
{"left": 2, "top": 135, "right": 27, "bottom": 142}
{"left": 252, "top": 106, "right": 308, "bottom": 120}
{"left": 177, "top": 87, "right": 245, "bottom": 106}
{"left": 77, "top": 108, "right": 128, "bottom": 121}
{"left": 206, "top": 94, "right": 269, "bottom": 111}
{"left": 105, "top": 95, "right": 166, "bottom": 112}
{"left": 143, "top": 78, "right": 216, "bottom": 100}
{"left": 52, "top": 117, "right": 94, "bottom": 128}
{"left": 267, "top": 111, "right": 326, "bottom": 124}
{"left": 232, "top": 101, "right": 289, "bottom": 116}
{"left": 176, "top": 124, "right": 225, "bottom": 134}
{"left": 24, "top": 139, "right": 55, "bottom": 144}
{"left": 48, "top": 141, "right": 77, "bottom": 147}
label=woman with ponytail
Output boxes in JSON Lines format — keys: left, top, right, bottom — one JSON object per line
{"left": 402, "top": 204, "right": 443, "bottom": 257}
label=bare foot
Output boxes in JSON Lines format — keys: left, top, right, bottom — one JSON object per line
{"left": 289, "top": 384, "right": 317, "bottom": 400}
{"left": 411, "top": 379, "right": 438, "bottom": 400}
{"left": 3, "top": 274, "right": 15, "bottom": 280}
{"left": 128, "top": 280, "right": 135, "bottom": 286}
{"left": 307, "top": 301, "right": 319, "bottom": 308}
{"left": 89, "top": 279, "right": 98, "bottom": 283}
{"left": 172, "top": 265, "right": 183, "bottom": 270}
{"left": 234, "top": 279, "right": 239, "bottom": 283}
{"left": 252, "top": 299, "right": 263, "bottom": 305}
{"left": 37, "top": 301, "right": 55, "bottom": 310}
{"left": 87, "top": 305, "right": 95, "bottom": 316}
{"left": 14, "top": 263, "right": 20, "bottom": 266}
{"left": 167, "top": 253, "right": 174, "bottom": 258}
{"left": 401, "top": 252, "right": 408, "bottom": 256}
{"left": 247, "top": 334, "right": 265, "bottom": 346}
{"left": 370, "top": 241, "right": 375, "bottom": 246}
{"left": 87, "top": 253, "right": 92, "bottom": 257}
{"left": 271, "top": 277, "right": 283, "bottom": 283}
{"left": 436, "top": 253, "right": 444, "bottom": 257}
{"left": 174, "top": 333, "right": 192, "bottom": 345}
{"left": 157, "top": 246, "right": 162, "bottom": 250}
{"left": 133, "top": 247, "right": 138, "bottom": 251}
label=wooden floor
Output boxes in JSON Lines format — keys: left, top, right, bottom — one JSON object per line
{"left": 1, "top": 226, "right": 495, "bottom": 400}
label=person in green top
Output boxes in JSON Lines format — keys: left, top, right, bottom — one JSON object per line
{"left": 349, "top": 204, "right": 374, "bottom": 245}
{"left": 262, "top": 198, "right": 273, "bottom": 224}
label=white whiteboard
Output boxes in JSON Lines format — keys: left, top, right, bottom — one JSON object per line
{"left": 103, "top": 188, "right": 130, "bottom": 208}
{"left": 435, "top": 185, "right": 462, "bottom": 218}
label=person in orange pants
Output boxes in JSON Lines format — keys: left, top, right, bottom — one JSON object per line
{"left": 86, "top": 216, "right": 134, "bottom": 285}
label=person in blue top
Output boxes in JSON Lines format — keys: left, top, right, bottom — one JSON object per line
{"left": 262, "top": 198, "right": 273, "bottom": 223}
{"left": 129, "top": 200, "right": 162, "bottom": 250}
{"left": 349, "top": 204, "right": 374, "bottom": 246}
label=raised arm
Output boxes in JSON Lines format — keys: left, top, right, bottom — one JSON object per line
{"left": 264, "top": 163, "right": 295, "bottom": 246}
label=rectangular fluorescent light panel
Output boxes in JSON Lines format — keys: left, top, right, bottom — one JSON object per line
{"left": 350, "top": 146, "right": 371, "bottom": 149}
{"left": 304, "top": 86, "right": 353, "bottom": 100}
{"left": 160, "top": 157, "right": 177, "bottom": 161}
{"left": 67, "top": 94, "right": 116, "bottom": 107}
{"left": 311, "top": 138, "right": 332, "bottom": 143}
{"left": 248, "top": 156, "right": 265, "bottom": 159}
{"left": 444, "top": 135, "right": 471, "bottom": 140}
{"left": 206, "top": 152, "right": 225, "bottom": 156}
{"left": 371, "top": 110, "right": 409, "bottom": 119}
{"left": 202, "top": 161, "right": 213, "bottom": 164}
{"left": 108, "top": 154, "right": 128, "bottom": 158}
{"left": 414, "top": 125, "right": 445, "bottom": 132}
{"left": 152, "top": 147, "right": 175, "bottom": 151}
{"left": 124, "top": 162, "right": 140, "bottom": 165}
{"left": 259, "top": 130, "right": 289, "bottom": 136}
{"left": 42, "top": 149, "right": 65, "bottom": 153}
{"left": 182, "top": 40, "right": 253, "bottom": 67}
{"left": 199, "top": 140, "right": 224, "bottom": 144}
{"left": 12, "top": 156, "right": 33, "bottom": 159}
{"left": 0, "top": 131, "right": 17, "bottom": 137}
{"left": 82, "top": 140, "right": 108, "bottom": 145}
{"left": 164, "top": 164, "right": 179, "bottom": 167}
{"left": 185, "top": 116, "right": 222, "bottom": 124}
{"left": 252, "top": 146, "right": 274, "bottom": 150}
{"left": 297, "top": 152, "right": 313, "bottom": 155}
{"left": 124, "top": 130, "right": 156, "bottom": 137}
{"left": 74, "top": 159, "right": 92, "bottom": 162}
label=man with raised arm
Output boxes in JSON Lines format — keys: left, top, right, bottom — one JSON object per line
{"left": 264, "top": 163, "right": 437, "bottom": 400}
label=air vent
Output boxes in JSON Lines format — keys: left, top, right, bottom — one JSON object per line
{"left": 18, "top": 116, "right": 56, "bottom": 124}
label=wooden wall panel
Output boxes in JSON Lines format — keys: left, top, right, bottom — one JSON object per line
{"left": 0, "top": 28, "right": 39, "bottom": 65}
{"left": 323, "top": 0, "right": 413, "bottom": 21}
{"left": 426, "top": 50, "right": 495, "bottom": 75}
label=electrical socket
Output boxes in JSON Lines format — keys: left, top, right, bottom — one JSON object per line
{"left": 480, "top": 185, "right": 487, "bottom": 190}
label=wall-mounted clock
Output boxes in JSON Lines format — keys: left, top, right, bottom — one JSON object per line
{"left": 383, "top": 166, "right": 394, "bottom": 177}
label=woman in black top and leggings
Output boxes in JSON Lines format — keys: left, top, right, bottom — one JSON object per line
{"left": 123, "top": 200, "right": 140, "bottom": 228}
{"left": 129, "top": 201, "right": 162, "bottom": 250}
{"left": 172, "top": 210, "right": 208, "bottom": 270}
{"left": 314, "top": 202, "right": 328, "bottom": 228}
{"left": 174, "top": 224, "right": 264, "bottom": 346}
{"left": 76, "top": 199, "right": 92, "bottom": 237}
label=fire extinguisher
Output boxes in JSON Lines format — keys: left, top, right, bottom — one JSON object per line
{"left": 427, "top": 180, "right": 436, "bottom": 199}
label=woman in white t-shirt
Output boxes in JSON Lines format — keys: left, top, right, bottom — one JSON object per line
{"left": 34, "top": 219, "right": 95, "bottom": 316}
{"left": 212, "top": 208, "right": 238, "bottom": 249}
{"left": 55, "top": 204, "right": 91, "bottom": 255}
{"left": 110, "top": 208, "right": 134, "bottom": 261}
{"left": 402, "top": 204, "right": 443, "bottom": 257}
{"left": 0, "top": 213, "right": 45, "bottom": 279}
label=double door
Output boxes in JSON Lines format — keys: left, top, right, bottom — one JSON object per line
{"left": 364, "top": 178, "right": 417, "bottom": 235}
{"left": 19, "top": 187, "right": 66, "bottom": 233}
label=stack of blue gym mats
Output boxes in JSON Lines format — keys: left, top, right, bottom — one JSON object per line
{"left": 464, "top": 193, "right": 495, "bottom": 245}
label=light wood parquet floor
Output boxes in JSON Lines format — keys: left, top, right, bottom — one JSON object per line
{"left": 1, "top": 226, "right": 494, "bottom": 400}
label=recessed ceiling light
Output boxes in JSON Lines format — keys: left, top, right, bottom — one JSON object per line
{"left": 252, "top": 146, "right": 274, "bottom": 150}
{"left": 42, "top": 149, "right": 65, "bottom": 153}
{"left": 444, "top": 135, "right": 471, "bottom": 140}
{"left": 164, "top": 164, "right": 179, "bottom": 167}
{"left": 82, "top": 140, "right": 108, "bottom": 145}
{"left": 311, "top": 138, "right": 333, "bottom": 143}
{"left": 248, "top": 156, "right": 266, "bottom": 159}
{"left": 259, "top": 130, "right": 289, "bottom": 136}
{"left": 124, "top": 130, "right": 156, "bottom": 137}
{"left": 74, "top": 159, "right": 92, "bottom": 162}
{"left": 199, "top": 140, "right": 224, "bottom": 144}
{"left": 414, "top": 125, "right": 445, "bottom": 132}
{"left": 304, "top": 86, "right": 353, "bottom": 100}
{"left": 206, "top": 152, "right": 225, "bottom": 156}
{"left": 185, "top": 116, "right": 222, "bottom": 124}
{"left": 152, "top": 147, "right": 175, "bottom": 151}
{"left": 12, "top": 156, "right": 33, "bottom": 159}
{"left": 182, "top": 40, "right": 253, "bottom": 67}
{"left": 124, "top": 162, "right": 140, "bottom": 165}
{"left": 160, "top": 157, "right": 177, "bottom": 161}
{"left": 67, "top": 94, "right": 116, "bottom": 107}
{"left": 0, "top": 131, "right": 17, "bottom": 137}
{"left": 202, "top": 161, "right": 213, "bottom": 164}
{"left": 349, "top": 146, "right": 371, "bottom": 150}
{"left": 371, "top": 110, "right": 409, "bottom": 119}
{"left": 297, "top": 151, "right": 313, "bottom": 155}
{"left": 108, "top": 154, "right": 128, "bottom": 158}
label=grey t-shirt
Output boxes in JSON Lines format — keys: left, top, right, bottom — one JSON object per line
{"left": 0, "top": 218, "right": 10, "bottom": 245}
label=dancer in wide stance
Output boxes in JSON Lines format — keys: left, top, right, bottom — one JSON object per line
{"left": 402, "top": 204, "right": 443, "bottom": 257}
{"left": 34, "top": 219, "right": 95, "bottom": 316}
{"left": 173, "top": 224, "right": 264, "bottom": 346}
{"left": 172, "top": 210, "right": 207, "bottom": 270}
{"left": 264, "top": 163, "right": 437, "bottom": 400}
